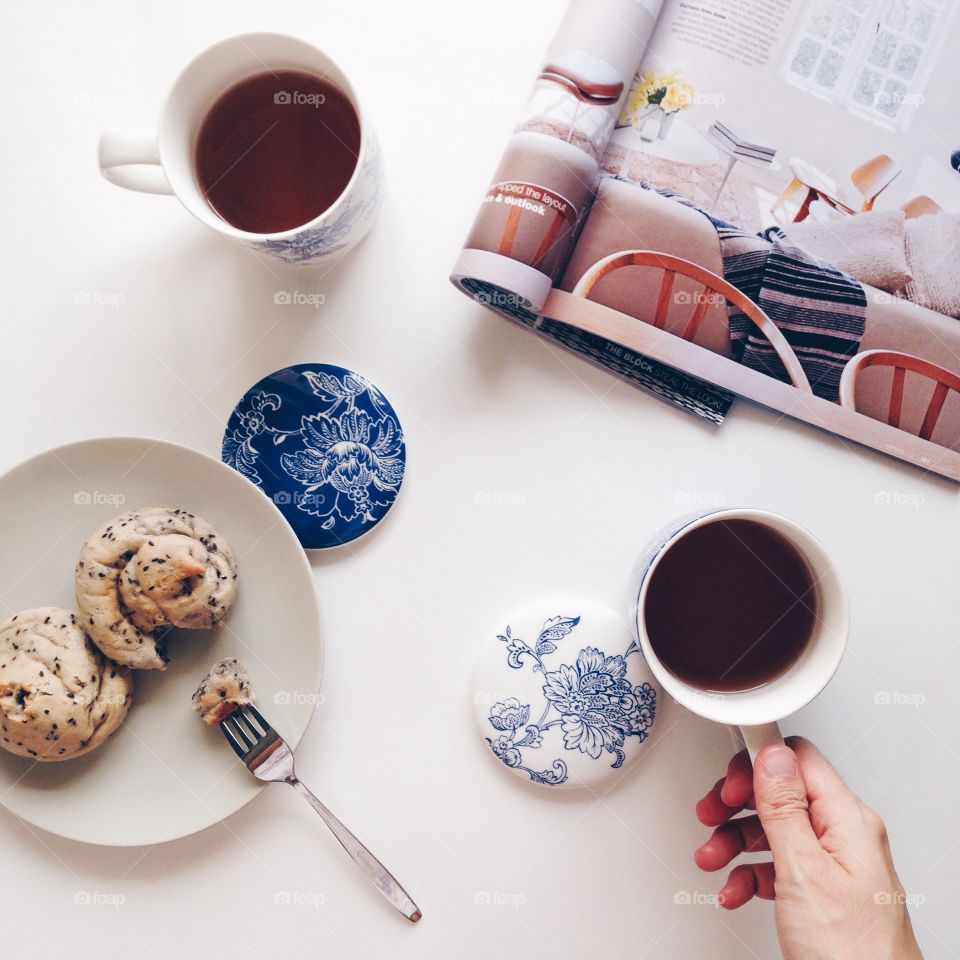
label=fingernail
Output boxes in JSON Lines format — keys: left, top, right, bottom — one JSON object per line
{"left": 759, "top": 746, "right": 797, "bottom": 780}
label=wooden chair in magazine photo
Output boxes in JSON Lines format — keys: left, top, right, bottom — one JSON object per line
{"left": 901, "top": 195, "right": 945, "bottom": 220}
{"left": 839, "top": 349, "right": 960, "bottom": 444}
{"left": 772, "top": 154, "right": 902, "bottom": 223}
{"left": 570, "top": 249, "right": 814, "bottom": 393}
{"left": 542, "top": 252, "right": 960, "bottom": 479}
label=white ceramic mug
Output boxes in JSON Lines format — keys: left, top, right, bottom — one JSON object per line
{"left": 98, "top": 33, "right": 383, "bottom": 263}
{"left": 630, "top": 508, "right": 848, "bottom": 761}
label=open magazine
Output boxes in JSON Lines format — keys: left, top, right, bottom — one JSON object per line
{"left": 451, "top": 0, "right": 960, "bottom": 481}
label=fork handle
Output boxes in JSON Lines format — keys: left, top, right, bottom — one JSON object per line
{"left": 288, "top": 778, "right": 422, "bottom": 923}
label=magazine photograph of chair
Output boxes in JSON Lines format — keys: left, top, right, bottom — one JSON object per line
{"left": 901, "top": 194, "right": 944, "bottom": 219}
{"left": 570, "top": 249, "right": 813, "bottom": 392}
{"left": 773, "top": 154, "right": 902, "bottom": 223}
{"left": 535, "top": 175, "right": 960, "bottom": 472}
{"left": 839, "top": 349, "right": 960, "bottom": 444}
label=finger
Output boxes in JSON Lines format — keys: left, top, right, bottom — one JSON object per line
{"left": 786, "top": 736, "right": 864, "bottom": 835}
{"left": 696, "top": 778, "right": 745, "bottom": 827}
{"left": 720, "top": 750, "right": 755, "bottom": 809}
{"left": 753, "top": 744, "right": 825, "bottom": 874}
{"left": 718, "top": 862, "right": 777, "bottom": 909}
{"left": 695, "top": 815, "right": 769, "bottom": 872}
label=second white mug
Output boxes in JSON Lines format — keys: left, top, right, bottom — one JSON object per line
{"left": 630, "top": 508, "right": 848, "bottom": 761}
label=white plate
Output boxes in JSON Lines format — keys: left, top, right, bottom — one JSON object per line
{"left": 0, "top": 437, "right": 323, "bottom": 846}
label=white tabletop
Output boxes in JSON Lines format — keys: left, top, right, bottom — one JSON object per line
{"left": 2, "top": 1, "right": 959, "bottom": 957}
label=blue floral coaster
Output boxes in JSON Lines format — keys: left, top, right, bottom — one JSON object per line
{"left": 222, "top": 363, "right": 406, "bottom": 550}
{"left": 473, "top": 600, "right": 660, "bottom": 789}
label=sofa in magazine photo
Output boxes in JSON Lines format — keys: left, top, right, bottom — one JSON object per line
{"left": 550, "top": 177, "right": 960, "bottom": 466}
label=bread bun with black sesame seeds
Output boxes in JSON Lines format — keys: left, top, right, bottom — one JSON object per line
{"left": 0, "top": 607, "right": 132, "bottom": 761}
{"left": 75, "top": 507, "right": 238, "bottom": 671}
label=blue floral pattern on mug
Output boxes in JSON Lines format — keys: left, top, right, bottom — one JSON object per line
{"left": 251, "top": 133, "right": 383, "bottom": 263}
{"left": 222, "top": 363, "right": 405, "bottom": 549}
{"left": 485, "top": 615, "right": 657, "bottom": 786}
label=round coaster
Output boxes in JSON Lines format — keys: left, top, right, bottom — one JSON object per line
{"left": 222, "top": 363, "right": 406, "bottom": 550}
{"left": 472, "top": 599, "right": 660, "bottom": 789}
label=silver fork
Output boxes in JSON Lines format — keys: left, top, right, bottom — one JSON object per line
{"left": 221, "top": 703, "right": 422, "bottom": 923}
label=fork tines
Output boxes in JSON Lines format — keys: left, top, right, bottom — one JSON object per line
{"left": 220, "top": 703, "right": 274, "bottom": 758}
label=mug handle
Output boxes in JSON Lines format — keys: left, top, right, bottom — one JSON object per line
{"left": 98, "top": 127, "right": 173, "bottom": 195}
{"left": 738, "top": 721, "right": 784, "bottom": 765}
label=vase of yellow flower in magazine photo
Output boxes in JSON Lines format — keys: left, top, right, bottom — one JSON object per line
{"left": 620, "top": 69, "right": 693, "bottom": 141}
{"left": 657, "top": 108, "right": 677, "bottom": 140}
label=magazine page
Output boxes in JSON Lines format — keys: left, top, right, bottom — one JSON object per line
{"left": 453, "top": 0, "right": 960, "bottom": 480}
{"left": 453, "top": 0, "right": 661, "bottom": 310}
{"left": 451, "top": 0, "right": 737, "bottom": 421}
{"left": 602, "top": 0, "right": 960, "bottom": 231}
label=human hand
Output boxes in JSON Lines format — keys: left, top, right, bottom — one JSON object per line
{"left": 694, "top": 736, "right": 922, "bottom": 960}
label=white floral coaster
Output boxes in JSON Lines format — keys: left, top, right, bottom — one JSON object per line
{"left": 472, "top": 599, "right": 661, "bottom": 789}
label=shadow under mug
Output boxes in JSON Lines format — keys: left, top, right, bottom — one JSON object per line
{"left": 630, "top": 508, "right": 848, "bottom": 761}
{"left": 97, "top": 32, "right": 383, "bottom": 264}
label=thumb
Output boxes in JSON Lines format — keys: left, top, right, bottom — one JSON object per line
{"left": 753, "top": 744, "right": 822, "bottom": 873}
